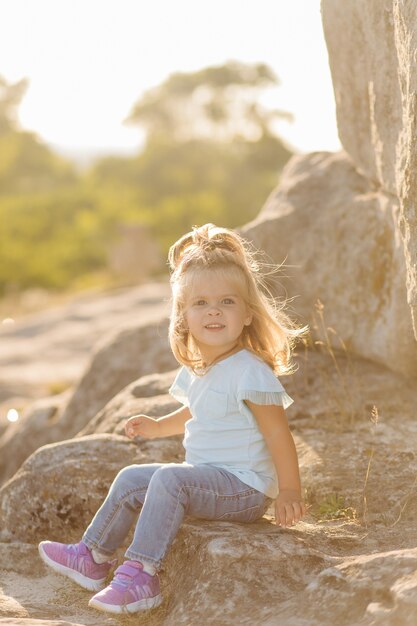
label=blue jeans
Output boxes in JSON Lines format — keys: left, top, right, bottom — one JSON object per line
{"left": 82, "top": 462, "right": 272, "bottom": 570}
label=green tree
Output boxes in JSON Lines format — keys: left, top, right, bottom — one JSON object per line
{"left": 0, "top": 61, "right": 294, "bottom": 295}
{"left": 125, "top": 60, "right": 292, "bottom": 143}
{"left": 0, "top": 76, "right": 75, "bottom": 194}
{"left": 91, "top": 61, "right": 293, "bottom": 249}
{"left": 0, "top": 130, "right": 75, "bottom": 194}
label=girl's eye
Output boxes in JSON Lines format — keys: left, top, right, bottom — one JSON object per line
{"left": 222, "top": 298, "right": 235, "bottom": 304}
{"left": 194, "top": 300, "right": 206, "bottom": 306}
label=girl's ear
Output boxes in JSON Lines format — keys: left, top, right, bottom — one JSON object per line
{"left": 244, "top": 311, "right": 253, "bottom": 326}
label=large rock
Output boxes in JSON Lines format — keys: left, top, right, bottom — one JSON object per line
{"left": 0, "top": 392, "right": 70, "bottom": 486}
{"left": 0, "top": 281, "right": 172, "bottom": 398}
{"left": 6, "top": 525, "right": 417, "bottom": 625}
{"left": 303, "top": 548, "right": 417, "bottom": 626}
{"left": 321, "top": 0, "right": 417, "bottom": 340}
{"left": 1, "top": 349, "right": 417, "bottom": 624}
{"left": 0, "top": 432, "right": 186, "bottom": 544}
{"left": 0, "top": 435, "right": 141, "bottom": 543}
{"left": 77, "top": 373, "right": 185, "bottom": 470}
{"left": 242, "top": 151, "right": 417, "bottom": 378}
{"left": 60, "top": 316, "right": 177, "bottom": 435}
{"left": 78, "top": 369, "right": 180, "bottom": 435}
{"left": 0, "top": 318, "right": 178, "bottom": 487}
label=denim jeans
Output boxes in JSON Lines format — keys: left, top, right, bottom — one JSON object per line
{"left": 82, "top": 462, "right": 272, "bottom": 570}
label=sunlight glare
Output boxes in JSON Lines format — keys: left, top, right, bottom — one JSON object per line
{"left": 7, "top": 409, "right": 19, "bottom": 422}
{"left": 2, "top": 318, "right": 15, "bottom": 325}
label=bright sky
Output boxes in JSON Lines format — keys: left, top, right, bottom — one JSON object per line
{"left": 0, "top": 0, "right": 341, "bottom": 157}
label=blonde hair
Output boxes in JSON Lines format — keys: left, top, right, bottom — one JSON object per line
{"left": 168, "top": 223, "right": 308, "bottom": 375}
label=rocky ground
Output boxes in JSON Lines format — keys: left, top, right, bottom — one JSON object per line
{"left": 0, "top": 281, "right": 171, "bottom": 405}
{"left": 0, "top": 283, "right": 416, "bottom": 626}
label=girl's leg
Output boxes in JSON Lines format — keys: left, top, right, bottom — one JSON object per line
{"left": 124, "top": 462, "right": 270, "bottom": 570}
{"left": 38, "top": 463, "right": 164, "bottom": 593}
{"left": 82, "top": 463, "right": 163, "bottom": 557}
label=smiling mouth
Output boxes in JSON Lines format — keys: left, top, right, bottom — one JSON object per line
{"left": 205, "top": 324, "right": 225, "bottom": 329}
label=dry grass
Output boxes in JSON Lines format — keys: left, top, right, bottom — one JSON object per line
{"left": 301, "top": 299, "right": 364, "bottom": 428}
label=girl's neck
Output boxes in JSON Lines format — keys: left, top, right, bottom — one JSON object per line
{"left": 200, "top": 343, "right": 242, "bottom": 369}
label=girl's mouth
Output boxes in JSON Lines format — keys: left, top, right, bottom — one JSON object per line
{"left": 204, "top": 324, "right": 225, "bottom": 330}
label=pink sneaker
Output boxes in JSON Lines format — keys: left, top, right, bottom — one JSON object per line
{"left": 88, "top": 560, "right": 162, "bottom": 614}
{"left": 38, "top": 540, "right": 116, "bottom": 592}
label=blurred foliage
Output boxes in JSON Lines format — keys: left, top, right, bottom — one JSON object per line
{"left": 0, "top": 75, "right": 28, "bottom": 134}
{"left": 0, "top": 130, "right": 76, "bottom": 193}
{"left": 0, "top": 63, "right": 293, "bottom": 296}
{"left": 125, "top": 60, "right": 293, "bottom": 142}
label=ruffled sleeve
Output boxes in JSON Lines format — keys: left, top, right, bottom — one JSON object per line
{"left": 168, "top": 366, "right": 192, "bottom": 407}
{"left": 236, "top": 359, "right": 294, "bottom": 420}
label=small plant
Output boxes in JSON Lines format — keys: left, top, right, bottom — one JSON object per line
{"left": 390, "top": 470, "right": 417, "bottom": 528}
{"left": 314, "top": 493, "right": 357, "bottom": 522}
{"left": 362, "top": 405, "right": 379, "bottom": 527}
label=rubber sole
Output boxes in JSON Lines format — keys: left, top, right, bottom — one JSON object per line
{"left": 38, "top": 542, "right": 106, "bottom": 592}
{"left": 88, "top": 593, "right": 163, "bottom": 614}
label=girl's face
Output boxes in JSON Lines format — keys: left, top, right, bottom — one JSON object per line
{"left": 183, "top": 270, "right": 252, "bottom": 363}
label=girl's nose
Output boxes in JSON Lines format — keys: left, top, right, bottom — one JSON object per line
{"left": 208, "top": 307, "right": 221, "bottom": 315}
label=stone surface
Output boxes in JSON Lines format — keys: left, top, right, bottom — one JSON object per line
{"left": 302, "top": 548, "right": 417, "bottom": 626}
{"left": 0, "top": 435, "right": 141, "bottom": 543}
{"left": 0, "top": 544, "right": 119, "bottom": 625}
{"left": 1, "top": 346, "right": 416, "bottom": 625}
{"left": 241, "top": 151, "right": 417, "bottom": 378}
{"left": 321, "top": 0, "right": 417, "bottom": 340}
{"left": 0, "top": 282, "right": 174, "bottom": 486}
{"left": 0, "top": 281, "right": 172, "bottom": 398}
{"left": 0, "top": 318, "right": 177, "bottom": 487}
{"left": 78, "top": 370, "right": 179, "bottom": 436}
{"left": 0, "top": 432, "right": 186, "bottom": 544}
{"left": 0, "top": 392, "right": 70, "bottom": 486}
{"left": 0, "top": 621, "right": 84, "bottom": 626}
{"left": 60, "top": 315, "right": 177, "bottom": 438}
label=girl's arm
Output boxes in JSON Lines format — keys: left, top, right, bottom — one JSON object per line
{"left": 125, "top": 404, "right": 192, "bottom": 439}
{"left": 245, "top": 400, "right": 306, "bottom": 527}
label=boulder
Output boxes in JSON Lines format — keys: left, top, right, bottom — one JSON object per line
{"left": 0, "top": 318, "right": 178, "bottom": 487}
{"left": 60, "top": 316, "right": 177, "bottom": 436}
{"left": 78, "top": 369, "right": 180, "bottom": 436}
{"left": 321, "top": 0, "right": 417, "bottom": 340}
{"left": 10, "top": 524, "right": 417, "bottom": 626}
{"left": 0, "top": 433, "right": 185, "bottom": 544}
{"left": 1, "top": 349, "right": 417, "bottom": 624}
{"left": 0, "top": 435, "right": 141, "bottom": 543}
{"left": 302, "top": 548, "right": 417, "bottom": 626}
{"left": 0, "top": 391, "right": 70, "bottom": 486}
{"left": 76, "top": 372, "right": 186, "bottom": 479}
{"left": 241, "top": 151, "right": 417, "bottom": 378}
{"left": 0, "top": 281, "right": 172, "bottom": 400}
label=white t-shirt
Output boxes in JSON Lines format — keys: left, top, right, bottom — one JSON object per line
{"left": 168, "top": 348, "right": 294, "bottom": 498}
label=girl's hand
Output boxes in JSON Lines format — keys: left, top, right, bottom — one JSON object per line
{"left": 275, "top": 489, "right": 306, "bottom": 528}
{"left": 125, "top": 415, "right": 161, "bottom": 440}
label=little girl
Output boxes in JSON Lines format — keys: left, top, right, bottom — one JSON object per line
{"left": 39, "top": 223, "right": 307, "bottom": 614}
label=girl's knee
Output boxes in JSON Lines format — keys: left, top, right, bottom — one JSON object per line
{"left": 114, "top": 464, "right": 139, "bottom": 482}
{"left": 111, "top": 464, "right": 148, "bottom": 492}
{"left": 150, "top": 464, "right": 186, "bottom": 491}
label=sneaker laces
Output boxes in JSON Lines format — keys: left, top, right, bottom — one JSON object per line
{"left": 65, "top": 542, "right": 89, "bottom": 570}
{"left": 67, "top": 543, "right": 82, "bottom": 553}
